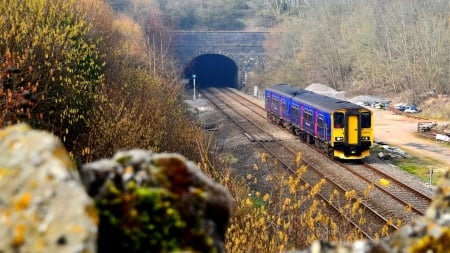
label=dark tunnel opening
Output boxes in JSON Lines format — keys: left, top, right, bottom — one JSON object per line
{"left": 184, "top": 54, "right": 238, "bottom": 90}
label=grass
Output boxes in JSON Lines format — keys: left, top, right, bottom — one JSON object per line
{"left": 371, "top": 141, "right": 446, "bottom": 186}
{"left": 372, "top": 129, "right": 450, "bottom": 185}
{"left": 390, "top": 155, "right": 443, "bottom": 185}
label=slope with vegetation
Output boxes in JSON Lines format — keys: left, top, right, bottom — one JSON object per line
{"left": 259, "top": 0, "right": 449, "bottom": 110}
{"left": 0, "top": 0, "right": 200, "bottom": 163}
{"left": 1, "top": 0, "right": 448, "bottom": 252}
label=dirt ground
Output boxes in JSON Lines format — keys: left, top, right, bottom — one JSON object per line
{"left": 373, "top": 108, "right": 450, "bottom": 173}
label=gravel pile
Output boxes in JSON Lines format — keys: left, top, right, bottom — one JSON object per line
{"left": 305, "top": 83, "right": 346, "bottom": 100}
{"left": 305, "top": 83, "right": 388, "bottom": 106}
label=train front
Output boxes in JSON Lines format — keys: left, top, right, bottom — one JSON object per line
{"left": 331, "top": 108, "right": 373, "bottom": 160}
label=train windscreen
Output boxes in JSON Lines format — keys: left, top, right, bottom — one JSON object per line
{"left": 361, "top": 112, "right": 371, "bottom": 128}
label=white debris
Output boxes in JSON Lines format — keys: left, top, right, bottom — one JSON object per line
{"left": 436, "top": 134, "right": 450, "bottom": 142}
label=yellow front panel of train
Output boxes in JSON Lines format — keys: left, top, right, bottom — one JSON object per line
{"left": 348, "top": 115, "right": 359, "bottom": 144}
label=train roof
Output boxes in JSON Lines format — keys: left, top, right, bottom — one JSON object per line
{"left": 265, "top": 84, "right": 368, "bottom": 112}
{"left": 265, "top": 84, "right": 302, "bottom": 97}
{"left": 293, "top": 91, "right": 364, "bottom": 112}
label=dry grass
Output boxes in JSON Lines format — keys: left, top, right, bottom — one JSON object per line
{"left": 418, "top": 95, "right": 450, "bottom": 121}
{"left": 198, "top": 150, "right": 394, "bottom": 252}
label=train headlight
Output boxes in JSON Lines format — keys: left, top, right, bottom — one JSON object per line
{"left": 335, "top": 137, "right": 344, "bottom": 141}
{"left": 361, "top": 136, "right": 370, "bottom": 141}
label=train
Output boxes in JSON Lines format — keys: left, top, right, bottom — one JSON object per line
{"left": 264, "top": 84, "right": 373, "bottom": 160}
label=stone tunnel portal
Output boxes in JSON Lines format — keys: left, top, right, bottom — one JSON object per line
{"left": 184, "top": 54, "right": 238, "bottom": 89}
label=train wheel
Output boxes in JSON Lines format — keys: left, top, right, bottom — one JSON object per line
{"left": 327, "top": 148, "right": 333, "bottom": 158}
{"left": 307, "top": 135, "right": 314, "bottom": 144}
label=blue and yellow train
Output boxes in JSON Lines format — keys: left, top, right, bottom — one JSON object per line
{"left": 265, "top": 84, "right": 373, "bottom": 160}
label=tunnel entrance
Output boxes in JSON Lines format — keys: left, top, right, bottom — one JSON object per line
{"left": 184, "top": 54, "right": 238, "bottom": 89}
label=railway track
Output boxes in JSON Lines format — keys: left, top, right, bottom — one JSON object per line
{"left": 223, "top": 88, "right": 432, "bottom": 215}
{"left": 342, "top": 163, "right": 431, "bottom": 216}
{"left": 200, "top": 88, "right": 432, "bottom": 240}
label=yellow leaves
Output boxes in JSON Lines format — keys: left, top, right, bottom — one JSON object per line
{"left": 363, "top": 184, "right": 373, "bottom": 198}
{"left": 351, "top": 198, "right": 361, "bottom": 216}
{"left": 261, "top": 152, "right": 267, "bottom": 163}
{"left": 283, "top": 198, "right": 291, "bottom": 207}
{"left": 310, "top": 178, "right": 325, "bottom": 196}
{"left": 345, "top": 189, "right": 357, "bottom": 200}
{"left": 277, "top": 230, "right": 286, "bottom": 241}
{"left": 359, "top": 216, "right": 366, "bottom": 225}
{"left": 381, "top": 222, "right": 391, "bottom": 237}
{"left": 287, "top": 176, "right": 296, "bottom": 193}
{"left": 245, "top": 198, "right": 253, "bottom": 207}
{"left": 295, "top": 152, "right": 302, "bottom": 166}
{"left": 283, "top": 221, "right": 291, "bottom": 230}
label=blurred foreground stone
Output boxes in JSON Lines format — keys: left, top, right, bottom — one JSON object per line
{"left": 81, "top": 149, "right": 232, "bottom": 253}
{"left": 0, "top": 124, "right": 232, "bottom": 253}
{"left": 0, "top": 124, "right": 98, "bottom": 253}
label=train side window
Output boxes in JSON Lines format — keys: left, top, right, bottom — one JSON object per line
{"left": 282, "top": 99, "right": 288, "bottom": 114}
{"left": 273, "top": 97, "right": 279, "bottom": 111}
{"left": 304, "top": 109, "right": 313, "bottom": 123}
{"left": 318, "top": 115, "right": 324, "bottom": 128}
{"left": 292, "top": 104, "right": 299, "bottom": 117}
{"left": 361, "top": 112, "right": 371, "bottom": 128}
{"left": 334, "top": 112, "right": 344, "bottom": 128}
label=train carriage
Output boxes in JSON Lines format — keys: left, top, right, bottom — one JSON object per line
{"left": 265, "top": 84, "right": 373, "bottom": 160}
{"left": 265, "top": 84, "right": 300, "bottom": 130}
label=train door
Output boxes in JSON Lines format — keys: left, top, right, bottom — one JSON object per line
{"left": 300, "top": 105, "right": 304, "bottom": 129}
{"left": 291, "top": 102, "right": 300, "bottom": 126}
{"left": 347, "top": 112, "right": 359, "bottom": 145}
{"left": 317, "top": 114, "right": 325, "bottom": 139}
{"left": 273, "top": 96, "right": 279, "bottom": 115}
{"left": 265, "top": 91, "right": 272, "bottom": 112}
{"left": 281, "top": 97, "right": 289, "bottom": 120}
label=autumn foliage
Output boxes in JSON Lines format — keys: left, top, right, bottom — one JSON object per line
{"left": 0, "top": 0, "right": 102, "bottom": 149}
{"left": 0, "top": 0, "right": 200, "bottom": 163}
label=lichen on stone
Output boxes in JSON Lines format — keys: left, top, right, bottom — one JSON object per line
{"left": 82, "top": 149, "right": 232, "bottom": 253}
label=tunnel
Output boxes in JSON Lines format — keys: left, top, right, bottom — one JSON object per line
{"left": 184, "top": 54, "right": 238, "bottom": 89}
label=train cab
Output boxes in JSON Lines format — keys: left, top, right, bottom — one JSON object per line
{"left": 331, "top": 108, "right": 373, "bottom": 159}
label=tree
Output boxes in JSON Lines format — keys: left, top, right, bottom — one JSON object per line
{"left": 0, "top": 0, "right": 102, "bottom": 151}
{"left": 82, "top": 1, "right": 200, "bottom": 162}
{"left": 263, "top": 18, "right": 304, "bottom": 86}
